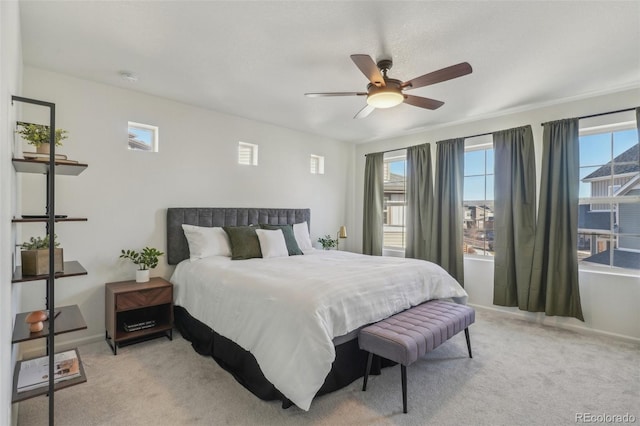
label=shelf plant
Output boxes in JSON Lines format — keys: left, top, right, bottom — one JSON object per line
{"left": 20, "top": 234, "right": 64, "bottom": 276}
{"left": 120, "top": 247, "right": 164, "bottom": 282}
{"left": 16, "top": 121, "right": 68, "bottom": 153}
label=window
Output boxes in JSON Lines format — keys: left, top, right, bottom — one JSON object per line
{"left": 238, "top": 142, "right": 258, "bottom": 166}
{"left": 383, "top": 150, "right": 407, "bottom": 250}
{"left": 463, "top": 136, "right": 494, "bottom": 256}
{"left": 310, "top": 155, "right": 325, "bottom": 174}
{"left": 128, "top": 122, "right": 158, "bottom": 152}
{"left": 578, "top": 119, "right": 639, "bottom": 271}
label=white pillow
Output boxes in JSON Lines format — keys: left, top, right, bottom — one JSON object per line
{"left": 182, "top": 224, "right": 231, "bottom": 260}
{"left": 293, "top": 221, "right": 313, "bottom": 250}
{"left": 255, "top": 229, "right": 289, "bottom": 258}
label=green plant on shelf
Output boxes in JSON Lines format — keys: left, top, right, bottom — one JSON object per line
{"left": 120, "top": 247, "right": 164, "bottom": 270}
{"left": 16, "top": 121, "right": 68, "bottom": 147}
{"left": 20, "top": 234, "right": 60, "bottom": 250}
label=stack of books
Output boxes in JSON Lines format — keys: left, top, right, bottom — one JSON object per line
{"left": 23, "top": 152, "right": 79, "bottom": 164}
{"left": 17, "top": 350, "right": 80, "bottom": 393}
{"left": 123, "top": 320, "right": 156, "bottom": 332}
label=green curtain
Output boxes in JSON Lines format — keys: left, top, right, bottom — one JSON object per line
{"left": 431, "top": 138, "right": 465, "bottom": 285}
{"left": 406, "top": 143, "right": 434, "bottom": 261}
{"left": 362, "top": 152, "right": 384, "bottom": 256}
{"left": 529, "top": 119, "right": 584, "bottom": 321}
{"left": 493, "top": 126, "right": 536, "bottom": 308}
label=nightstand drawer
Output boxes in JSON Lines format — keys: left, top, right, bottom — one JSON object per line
{"left": 116, "top": 287, "right": 172, "bottom": 311}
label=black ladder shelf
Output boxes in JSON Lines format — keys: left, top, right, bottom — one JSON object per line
{"left": 10, "top": 96, "right": 88, "bottom": 425}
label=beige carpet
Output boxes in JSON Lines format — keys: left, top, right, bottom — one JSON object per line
{"left": 17, "top": 309, "right": 639, "bottom": 425}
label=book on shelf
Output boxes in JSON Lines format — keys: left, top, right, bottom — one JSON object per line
{"left": 17, "top": 350, "right": 80, "bottom": 393}
{"left": 123, "top": 320, "right": 156, "bottom": 332}
{"left": 21, "top": 152, "right": 79, "bottom": 164}
{"left": 23, "top": 152, "right": 68, "bottom": 160}
{"left": 34, "top": 157, "right": 79, "bottom": 164}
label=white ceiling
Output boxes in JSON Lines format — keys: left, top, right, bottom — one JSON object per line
{"left": 19, "top": 1, "right": 640, "bottom": 143}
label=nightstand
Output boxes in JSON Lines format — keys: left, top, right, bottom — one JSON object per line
{"left": 105, "top": 277, "right": 173, "bottom": 355}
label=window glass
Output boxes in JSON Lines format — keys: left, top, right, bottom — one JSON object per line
{"left": 383, "top": 150, "right": 406, "bottom": 250}
{"left": 463, "top": 141, "right": 494, "bottom": 256}
{"left": 238, "top": 142, "right": 258, "bottom": 166}
{"left": 310, "top": 155, "right": 325, "bottom": 174}
{"left": 578, "top": 124, "right": 639, "bottom": 272}
{"left": 128, "top": 122, "right": 158, "bottom": 152}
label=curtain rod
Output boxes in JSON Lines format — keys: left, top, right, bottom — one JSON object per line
{"left": 540, "top": 106, "right": 638, "bottom": 126}
{"left": 363, "top": 130, "right": 495, "bottom": 157}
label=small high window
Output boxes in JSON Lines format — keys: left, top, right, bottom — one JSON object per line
{"left": 310, "top": 155, "right": 325, "bottom": 174}
{"left": 128, "top": 122, "right": 158, "bottom": 152}
{"left": 238, "top": 142, "right": 258, "bottom": 165}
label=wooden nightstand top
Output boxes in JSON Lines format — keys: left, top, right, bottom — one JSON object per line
{"left": 105, "top": 277, "right": 171, "bottom": 294}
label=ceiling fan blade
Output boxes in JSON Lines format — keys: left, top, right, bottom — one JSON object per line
{"left": 350, "top": 54, "right": 385, "bottom": 87}
{"left": 402, "top": 62, "right": 472, "bottom": 90}
{"left": 354, "top": 104, "right": 375, "bottom": 119}
{"left": 403, "top": 95, "right": 445, "bottom": 110}
{"left": 305, "top": 92, "right": 367, "bottom": 97}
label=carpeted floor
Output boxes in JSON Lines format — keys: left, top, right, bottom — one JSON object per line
{"left": 17, "top": 308, "right": 639, "bottom": 425}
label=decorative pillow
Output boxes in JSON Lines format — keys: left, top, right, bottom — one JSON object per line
{"left": 181, "top": 224, "right": 231, "bottom": 260}
{"left": 223, "top": 226, "right": 263, "bottom": 260}
{"left": 293, "top": 221, "right": 313, "bottom": 250}
{"left": 255, "top": 229, "right": 289, "bottom": 258}
{"left": 260, "top": 224, "right": 303, "bottom": 256}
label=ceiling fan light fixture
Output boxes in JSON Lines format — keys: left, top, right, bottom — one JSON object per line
{"left": 366, "top": 88, "right": 404, "bottom": 109}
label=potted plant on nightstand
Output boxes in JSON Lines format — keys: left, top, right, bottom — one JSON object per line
{"left": 20, "top": 234, "right": 64, "bottom": 276}
{"left": 317, "top": 235, "right": 338, "bottom": 250}
{"left": 16, "top": 121, "right": 68, "bottom": 154}
{"left": 120, "top": 247, "right": 164, "bottom": 283}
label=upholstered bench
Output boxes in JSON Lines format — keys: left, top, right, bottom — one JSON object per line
{"left": 358, "top": 299, "right": 475, "bottom": 413}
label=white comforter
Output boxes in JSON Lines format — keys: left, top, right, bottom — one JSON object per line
{"left": 171, "top": 249, "right": 467, "bottom": 410}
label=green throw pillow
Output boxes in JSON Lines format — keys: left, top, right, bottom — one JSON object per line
{"left": 260, "top": 224, "right": 303, "bottom": 256}
{"left": 223, "top": 226, "right": 263, "bottom": 260}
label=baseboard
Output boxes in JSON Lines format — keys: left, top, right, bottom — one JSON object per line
{"left": 469, "top": 303, "right": 640, "bottom": 344}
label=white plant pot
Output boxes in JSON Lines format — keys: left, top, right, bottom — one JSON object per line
{"left": 136, "top": 269, "right": 150, "bottom": 283}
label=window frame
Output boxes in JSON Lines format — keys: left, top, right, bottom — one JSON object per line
{"left": 310, "top": 154, "right": 325, "bottom": 174}
{"left": 128, "top": 121, "right": 158, "bottom": 152}
{"left": 238, "top": 141, "right": 258, "bottom": 166}
{"left": 382, "top": 150, "right": 407, "bottom": 252}
{"left": 463, "top": 135, "right": 495, "bottom": 257}
{"left": 577, "top": 118, "right": 640, "bottom": 273}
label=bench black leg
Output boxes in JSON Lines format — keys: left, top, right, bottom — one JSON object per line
{"left": 464, "top": 328, "right": 473, "bottom": 358}
{"left": 401, "top": 365, "right": 407, "bottom": 414}
{"left": 362, "top": 352, "right": 373, "bottom": 391}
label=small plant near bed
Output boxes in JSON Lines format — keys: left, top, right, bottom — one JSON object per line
{"left": 120, "top": 247, "right": 164, "bottom": 283}
{"left": 20, "top": 234, "right": 63, "bottom": 276}
{"left": 317, "top": 235, "right": 338, "bottom": 250}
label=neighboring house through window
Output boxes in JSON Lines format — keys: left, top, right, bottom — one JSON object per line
{"left": 128, "top": 121, "right": 158, "bottom": 152}
{"left": 383, "top": 150, "right": 407, "bottom": 250}
{"left": 578, "top": 117, "right": 640, "bottom": 271}
{"left": 463, "top": 135, "right": 494, "bottom": 256}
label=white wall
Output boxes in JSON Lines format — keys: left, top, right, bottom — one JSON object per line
{"left": 353, "top": 87, "right": 640, "bottom": 341}
{"left": 0, "top": 1, "right": 22, "bottom": 424}
{"left": 18, "top": 67, "right": 354, "bottom": 351}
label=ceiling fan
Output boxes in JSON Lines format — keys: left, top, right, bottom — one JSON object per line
{"left": 305, "top": 54, "right": 472, "bottom": 118}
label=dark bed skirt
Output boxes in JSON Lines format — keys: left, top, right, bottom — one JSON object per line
{"left": 174, "top": 305, "right": 390, "bottom": 408}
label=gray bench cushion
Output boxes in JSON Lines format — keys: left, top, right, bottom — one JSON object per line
{"left": 359, "top": 300, "right": 475, "bottom": 366}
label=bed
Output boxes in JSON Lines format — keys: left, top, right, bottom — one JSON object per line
{"left": 167, "top": 207, "right": 468, "bottom": 411}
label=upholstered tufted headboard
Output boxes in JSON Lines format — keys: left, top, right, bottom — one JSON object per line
{"left": 166, "top": 208, "right": 311, "bottom": 265}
